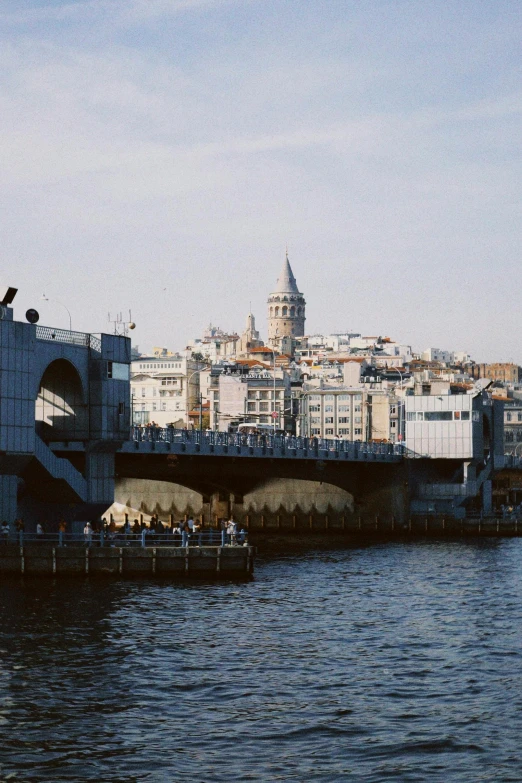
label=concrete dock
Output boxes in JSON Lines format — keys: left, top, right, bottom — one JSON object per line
{"left": 0, "top": 544, "right": 254, "bottom": 578}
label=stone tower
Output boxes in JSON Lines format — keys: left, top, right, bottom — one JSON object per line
{"left": 267, "top": 252, "right": 306, "bottom": 345}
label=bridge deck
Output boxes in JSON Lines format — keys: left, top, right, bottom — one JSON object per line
{"left": 118, "top": 428, "right": 404, "bottom": 463}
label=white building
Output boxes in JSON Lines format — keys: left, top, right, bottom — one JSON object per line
{"left": 405, "top": 394, "right": 481, "bottom": 459}
{"left": 186, "top": 324, "right": 239, "bottom": 364}
{"left": 421, "top": 348, "right": 472, "bottom": 365}
{"left": 131, "top": 354, "right": 205, "bottom": 427}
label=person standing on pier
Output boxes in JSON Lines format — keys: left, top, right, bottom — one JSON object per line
{"left": 227, "top": 517, "right": 237, "bottom": 546}
{"left": 84, "top": 522, "right": 93, "bottom": 546}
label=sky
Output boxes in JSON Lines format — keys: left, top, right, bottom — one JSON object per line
{"left": 0, "top": 0, "right": 520, "bottom": 362}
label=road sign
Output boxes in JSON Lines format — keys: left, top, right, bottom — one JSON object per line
{"left": 271, "top": 411, "right": 279, "bottom": 419}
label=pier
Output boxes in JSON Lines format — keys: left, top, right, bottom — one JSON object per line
{"left": 0, "top": 539, "right": 254, "bottom": 578}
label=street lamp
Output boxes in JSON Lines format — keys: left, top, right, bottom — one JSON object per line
{"left": 394, "top": 368, "right": 404, "bottom": 444}
{"left": 41, "top": 294, "right": 72, "bottom": 332}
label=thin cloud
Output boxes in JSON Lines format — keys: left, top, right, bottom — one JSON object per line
{"left": 0, "top": 0, "right": 250, "bottom": 25}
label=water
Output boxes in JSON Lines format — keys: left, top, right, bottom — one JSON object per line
{"left": 1, "top": 539, "right": 522, "bottom": 782}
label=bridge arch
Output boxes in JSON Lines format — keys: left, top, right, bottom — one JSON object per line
{"left": 35, "top": 359, "right": 89, "bottom": 442}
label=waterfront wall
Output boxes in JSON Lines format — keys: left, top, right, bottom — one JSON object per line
{"left": 0, "top": 544, "right": 254, "bottom": 578}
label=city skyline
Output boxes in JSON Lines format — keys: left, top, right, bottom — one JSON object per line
{"left": 1, "top": 0, "right": 520, "bottom": 362}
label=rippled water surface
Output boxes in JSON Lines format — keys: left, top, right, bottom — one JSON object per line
{"left": 2, "top": 539, "right": 522, "bottom": 781}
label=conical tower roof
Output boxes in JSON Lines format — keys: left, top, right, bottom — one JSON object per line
{"left": 273, "top": 252, "right": 301, "bottom": 295}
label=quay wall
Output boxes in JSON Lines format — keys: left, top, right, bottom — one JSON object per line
{"left": 0, "top": 544, "right": 254, "bottom": 578}
{"left": 249, "top": 515, "right": 522, "bottom": 550}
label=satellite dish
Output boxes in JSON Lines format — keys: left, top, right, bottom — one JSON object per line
{"left": 26, "top": 308, "right": 40, "bottom": 324}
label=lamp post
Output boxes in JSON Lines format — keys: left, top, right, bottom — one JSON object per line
{"left": 395, "top": 368, "right": 404, "bottom": 444}
{"left": 41, "top": 294, "right": 72, "bottom": 332}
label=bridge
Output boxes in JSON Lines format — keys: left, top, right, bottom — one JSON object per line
{"left": 0, "top": 304, "right": 509, "bottom": 532}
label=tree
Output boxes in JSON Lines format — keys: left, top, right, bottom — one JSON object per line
{"left": 191, "top": 352, "right": 204, "bottom": 361}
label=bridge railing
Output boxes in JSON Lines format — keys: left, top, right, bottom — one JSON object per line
{"left": 1, "top": 531, "right": 247, "bottom": 548}
{"left": 130, "top": 426, "right": 404, "bottom": 457}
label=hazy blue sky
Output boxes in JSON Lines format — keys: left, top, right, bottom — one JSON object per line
{"left": 1, "top": 0, "right": 520, "bottom": 361}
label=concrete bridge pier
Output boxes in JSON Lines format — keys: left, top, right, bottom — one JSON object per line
{"left": 209, "top": 491, "right": 230, "bottom": 525}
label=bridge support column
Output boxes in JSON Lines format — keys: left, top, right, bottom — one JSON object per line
{"left": 86, "top": 452, "right": 115, "bottom": 506}
{"left": 210, "top": 492, "right": 230, "bottom": 525}
{"left": 0, "top": 475, "right": 18, "bottom": 523}
{"left": 482, "top": 480, "right": 493, "bottom": 516}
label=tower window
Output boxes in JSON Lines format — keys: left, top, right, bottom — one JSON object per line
{"left": 275, "top": 306, "right": 279, "bottom": 316}
{"left": 282, "top": 306, "right": 288, "bottom": 316}
{"left": 290, "top": 306, "right": 295, "bottom": 317}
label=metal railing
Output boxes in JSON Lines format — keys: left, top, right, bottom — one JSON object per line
{"left": 130, "top": 426, "right": 404, "bottom": 457}
{"left": 1, "top": 531, "right": 248, "bottom": 548}
{"left": 35, "top": 325, "right": 102, "bottom": 352}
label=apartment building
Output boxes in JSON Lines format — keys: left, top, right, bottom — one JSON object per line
{"left": 297, "top": 387, "right": 402, "bottom": 442}
{"left": 130, "top": 353, "right": 204, "bottom": 427}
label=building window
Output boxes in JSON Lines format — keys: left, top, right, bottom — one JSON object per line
{"left": 339, "top": 405, "right": 350, "bottom": 412}
{"left": 260, "top": 391, "right": 269, "bottom": 400}
{"left": 311, "top": 428, "right": 321, "bottom": 435}
{"left": 325, "top": 405, "right": 333, "bottom": 412}
{"left": 141, "top": 388, "right": 146, "bottom": 397}
{"left": 247, "top": 391, "right": 256, "bottom": 399}
{"left": 259, "top": 416, "right": 269, "bottom": 423}
{"left": 325, "top": 395, "right": 334, "bottom": 401}
{"left": 354, "top": 428, "right": 362, "bottom": 435}
{"left": 424, "top": 411, "right": 453, "bottom": 421}
{"left": 325, "top": 417, "right": 334, "bottom": 424}
{"left": 259, "top": 402, "right": 269, "bottom": 411}
{"left": 507, "top": 413, "right": 512, "bottom": 422}
{"left": 355, "top": 416, "right": 362, "bottom": 423}
{"left": 339, "top": 417, "right": 349, "bottom": 423}
{"left": 107, "top": 361, "right": 130, "bottom": 380}
{"left": 311, "top": 417, "right": 320, "bottom": 424}
{"left": 462, "top": 411, "right": 470, "bottom": 420}
{"left": 162, "top": 403, "right": 167, "bottom": 411}
{"left": 354, "top": 405, "right": 361, "bottom": 412}
{"left": 309, "top": 405, "right": 320, "bottom": 412}
{"left": 354, "top": 394, "right": 362, "bottom": 401}
{"left": 247, "top": 402, "right": 256, "bottom": 412}
{"left": 325, "top": 428, "right": 334, "bottom": 435}
{"left": 339, "top": 428, "right": 350, "bottom": 435}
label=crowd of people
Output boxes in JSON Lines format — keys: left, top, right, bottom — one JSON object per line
{"left": 1, "top": 514, "right": 248, "bottom": 547}
{"left": 84, "top": 515, "right": 247, "bottom": 547}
